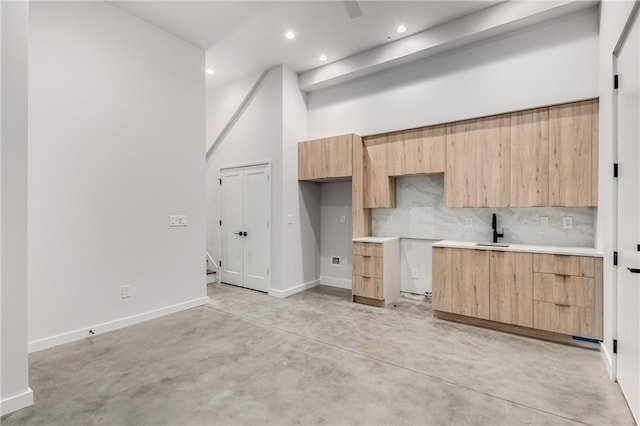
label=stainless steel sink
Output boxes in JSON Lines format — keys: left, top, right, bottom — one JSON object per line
{"left": 475, "top": 242, "right": 510, "bottom": 248}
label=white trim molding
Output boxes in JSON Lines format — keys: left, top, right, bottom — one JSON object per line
{"left": 1, "top": 388, "right": 33, "bottom": 416}
{"left": 600, "top": 342, "right": 615, "bottom": 381}
{"left": 28, "top": 297, "right": 209, "bottom": 353}
{"left": 269, "top": 279, "right": 320, "bottom": 298}
{"left": 320, "top": 275, "right": 352, "bottom": 290}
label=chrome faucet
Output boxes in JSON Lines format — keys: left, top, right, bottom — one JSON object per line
{"left": 492, "top": 213, "right": 504, "bottom": 244}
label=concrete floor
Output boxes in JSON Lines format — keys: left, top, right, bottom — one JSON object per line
{"left": 2, "top": 283, "right": 634, "bottom": 425}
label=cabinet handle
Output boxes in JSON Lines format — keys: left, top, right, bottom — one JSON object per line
{"left": 554, "top": 303, "right": 570, "bottom": 307}
{"left": 628, "top": 267, "right": 640, "bottom": 274}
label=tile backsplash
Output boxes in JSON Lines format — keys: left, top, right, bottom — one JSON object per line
{"left": 372, "top": 175, "right": 595, "bottom": 247}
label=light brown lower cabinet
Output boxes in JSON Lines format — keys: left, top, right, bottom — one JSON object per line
{"left": 352, "top": 239, "right": 400, "bottom": 307}
{"left": 432, "top": 247, "right": 603, "bottom": 341}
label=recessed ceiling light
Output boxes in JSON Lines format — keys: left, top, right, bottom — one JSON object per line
{"left": 396, "top": 25, "right": 407, "bottom": 34}
{"left": 206, "top": 68, "right": 215, "bottom": 75}
{"left": 319, "top": 54, "right": 328, "bottom": 62}
{"left": 285, "top": 31, "right": 295, "bottom": 40}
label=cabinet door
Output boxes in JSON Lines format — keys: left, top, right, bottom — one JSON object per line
{"left": 432, "top": 247, "right": 451, "bottom": 312}
{"left": 510, "top": 108, "right": 549, "bottom": 207}
{"left": 445, "top": 120, "right": 477, "bottom": 207}
{"left": 298, "top": 139, "right": 327, "bottom": 180}
{"left": 363, "top": 135, "right": 396, "bottom": 208}
{"left": 450, "top": 249, "right": 490, "bottom": 319}
{"left": 490, "top": 251, "right": 533, "bottom": 327}
{"left": 549, "top": 101, "right": 594, "bottom": 206}
{"left": 477, "top": 115, "right": 511, "bottom": 207}
{"left": 327, "top": 134, "right": 353, "bottom": 178}
{"left": 388, "top": 126, "right": 446, "bottom": 176}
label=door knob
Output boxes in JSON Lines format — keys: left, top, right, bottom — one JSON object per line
{"left": 628, "top": 267, "right": 640, "bottom": 273}
{"left": 242, "top": 231, "right": 248, "bottom": 237}
{"left": 233, "top": 232, "right": 242, "bottom": 235}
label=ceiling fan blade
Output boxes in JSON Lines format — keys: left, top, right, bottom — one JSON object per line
{"left": 343, "top": 0, "right": 363, "bottom": 19}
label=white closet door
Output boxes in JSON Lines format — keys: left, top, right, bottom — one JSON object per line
{"left": 220, "top": 167, "right": 244, "bottom": 286}
{"left": 617, "top": 9, "right": 640, "bottom": 422}
{"left": 243, "top": 164, "right": 270, "bottom": 292}
{"left": 220, "top": 163, "right": 270, "bottom": 292}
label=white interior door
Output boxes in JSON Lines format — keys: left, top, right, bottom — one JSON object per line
{"left": 243, "top": 164, "right": 269, "bottom": 292}
{"left": 220, "top": 167, "right": 244, "bottom": 286}
{"left": 616, "top": 9, "right": 640, "bottom": 422}
{"left": 220, "top": 163, "right": 270, "bottom": 293}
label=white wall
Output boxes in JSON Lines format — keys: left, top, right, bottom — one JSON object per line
{"left": 320, "top": 182, "right": 352, "bottom": 289}
{"left": 1, "top": 0, "right": 33, "bottom": 415}
{"left": 597, "top": 0, "right": 638, "bottom": 379}
{"left": 307, "top": 7, "right": 599, "bottom": 138}
{"left": 205, "top": 66, "right": 284, "bottom": 289}
{"left": 280, "top": 66, "right": 320, "bottom": 294}
{"left": 206, "top": 65, "right": 320, "bottom": 296}
{"left": 28, "top": 1, "right": 207, "bottom": 351}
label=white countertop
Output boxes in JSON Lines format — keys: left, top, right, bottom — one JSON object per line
{"left": 432, "top": 240, "right": 603, "bottom": 257}
{"left": 352, "top": 237, "right": 399, "bottom": 243}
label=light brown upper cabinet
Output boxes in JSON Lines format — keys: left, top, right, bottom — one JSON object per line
{"left": 445, "top": 119, "right": 477, "bottom": 207}
{"left": 387, "top": 126, "right": 446, "bottom": 176}
{"left": 446, "top": 115, "right": 510, "bottom": 207}
{"left": 510, "top": 108, "right": 549, "bottom": 207}
{"left": 549, "top": 100, "right": 598, "bottom": 207}
{"left": 363, "top": 135, "right": 396, "bottom": 208}
{"left": 298, "top": 134, "right": 353, "bottom": 181}
{"left": 477, "top": 115, "right": 510, "bottom": 207}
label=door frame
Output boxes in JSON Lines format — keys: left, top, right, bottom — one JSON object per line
{"left": 612, "top": 0, "right": 640, "bottom": 386}
{"left": 218, "top": 160, "right": 272, "bottom": 293}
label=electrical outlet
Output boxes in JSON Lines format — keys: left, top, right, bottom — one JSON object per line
{"left": 465, "top": 218, "right": 473, "bottom": 227}
{"left": 287, "top": 214, "right": 293, "bottom": 225}
{"left": 387, "top": 215, "right": 393, "bottom": 224}
{"left": 169, "top": 215, "right": 188, "bottom": 227}
{"left": 121, "top": 285, "right": 131, "bottom": 299}
{"left": 340, "top": 215, "right": 346, "bottom": 224}
{"left": 412, "top": 268, "right": 419, "bottom": 279}
{"left": 562, "top": 217, "right": 573, "bottom": 229}
{"left": 540, "top": 216, "right": 549, "bottom": 227}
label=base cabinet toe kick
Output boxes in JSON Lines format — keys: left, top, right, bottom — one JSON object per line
{"left": 432, "top": 246, "right": 603, "bottom": 342}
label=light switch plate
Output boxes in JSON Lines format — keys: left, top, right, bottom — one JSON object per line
{"left": 340, "top": 215, "right": 346, "bottom": 224}
{"left": 121, "top": 285, "right": 131, "bottom": 299}
{"left": 169, "top": 215, "right": 188, "bottom": 227}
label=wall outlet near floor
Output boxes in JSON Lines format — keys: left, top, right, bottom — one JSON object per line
{"left": 340, "top": 215, "right": 346, "bottom": 224}
{"left": 287, "top": 214, "right": 293, "bottom": 225}
{"left": 562, "top": 216, "right": 573, "bottom": 229}
{"left": 121, "top": 285, "right": 131, "bottom": 299}
{"left": 465, "top": 217, "right": 473, "bottom": 227}
{"left": 412, "top": 268, "right": 419, "bottom": 279}
{"left": 169, "top": 215, "right": 187, "bottom": 227}
{"left": 331, "top": 256, "right": 341, "bottom": 266}
{"left": 540, "top": 216, "right": 549, "bottom": 227}
{"left": 387, "top": 215, "right": 393, "bottom": 224}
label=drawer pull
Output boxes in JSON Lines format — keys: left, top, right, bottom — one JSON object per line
{"left": 554, "top": 303, "right": 570, "bottom": 307}
{"left": 628, "top": 267, "right": 640, "bottom": 274}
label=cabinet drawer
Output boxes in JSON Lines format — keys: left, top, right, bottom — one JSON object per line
{"left": 352, "top": 275, "right": 382, "bottom": 299}
{"left": 533, "top": 301, "right": 596, "bottom": 338}
{"left": 352, "top": 242, "right": 383, "bottom": 257}
{"left": 533, "top": 273, "right": 594, "bottom": 308}
{"left": 533, "top": 254, "right": 594, "bottom": 277}
{"left": 353, "top": 255, "right": 383, "bottom": 278}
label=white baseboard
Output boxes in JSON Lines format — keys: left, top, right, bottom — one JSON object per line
{"left": 1, "top": 388, "right": 33, "bottom": 416}
{"left": 28, "top": 296, "right": 209, "bottom": 353}
{"left": 320, "top": 275, "right": 352, "bottom": 290}
{"left": 600, "top": 341, "right": 615, "bottom": 381}
{"left": 269, "top": 279, "right": 320, "bottom": 298}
